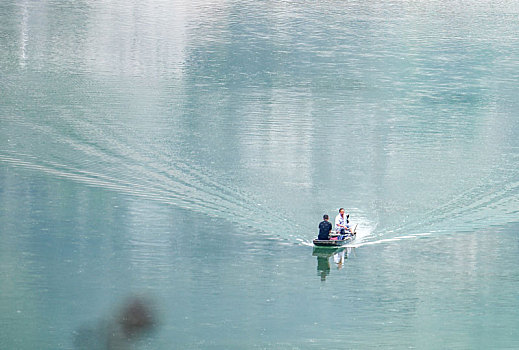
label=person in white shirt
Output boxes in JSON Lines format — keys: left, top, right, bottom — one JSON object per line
{"left": 335, "top": 208, "right": 352, "bottom": 236}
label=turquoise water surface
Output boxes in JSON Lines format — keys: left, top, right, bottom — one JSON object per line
{"left": 1, "top": 0, "right": 518, "bottom": 349}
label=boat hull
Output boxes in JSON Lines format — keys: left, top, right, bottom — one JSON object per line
{"left": 313, "top": 235, "right": 354, "bottom": 247}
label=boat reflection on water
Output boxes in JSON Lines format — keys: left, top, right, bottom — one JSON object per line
{"left": 312, "top": 247, "right": 353, "bottom": 281}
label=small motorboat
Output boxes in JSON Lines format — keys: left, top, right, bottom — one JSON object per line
{"left": 313, "top": 233, "right": 355, "bottom": 247}
{"left": 313, "top": 225, "right": 357, "bottom": 247}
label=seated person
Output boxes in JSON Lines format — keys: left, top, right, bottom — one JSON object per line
{"left": 318, "top": 214, "right": 332, "bottom": 240}
{"left": 335, "top": 208, "right": 352, "bottom": 236}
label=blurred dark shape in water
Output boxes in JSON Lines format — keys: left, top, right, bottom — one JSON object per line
{"left": 118, "top": 297, "right": 156, "bottom": 338}
{"left": 73, "top": 296, "right": 157, "bottom": 350}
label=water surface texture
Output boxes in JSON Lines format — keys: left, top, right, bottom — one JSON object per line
{"left": 1, "top": 0, "right": 518, "bottom": 349}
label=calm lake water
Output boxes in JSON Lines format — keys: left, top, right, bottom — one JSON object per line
{"left": 1, "top": 0, "right": 518, "bottom": 349}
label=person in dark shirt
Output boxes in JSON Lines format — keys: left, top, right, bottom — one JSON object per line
{"left": 318, "top": 214, "right": 333, "bottom": 240}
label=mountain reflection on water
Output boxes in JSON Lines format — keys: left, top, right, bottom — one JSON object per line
{"left": 1, "top": 0, "right": 519, "bottom": 348}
